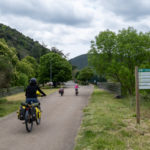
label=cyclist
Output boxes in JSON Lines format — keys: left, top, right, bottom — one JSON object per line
{"left": 25, "top": 78, "right": 46, "bottom": 104}
{"left": 74, "top": 83, "right": 79, "bottom": 95}
{"left": 59, "top": 86, "right": 64, "bottom": 96}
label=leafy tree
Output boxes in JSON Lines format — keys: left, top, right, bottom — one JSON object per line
{"left": 22, "top": 56, "right": 39, "bottom": 77}
{"left": 0, "top": 56, "right": 13, "bottom": 88}
{"left": 0, "top": 39, "right": 18, "bottom": 88}
{"left": 38, "top": 52, "right": 72, "bottom": 86}
{"left": 50, "top": 47, "right": 67, "bottom": 58}
{"left": 77, "top": 67, "right": 94, "bottom": 83}
{"left": 16, "top": 61, "right": 35, "bottom": 79}
{"left": 16, "top": 72, "right": 28, "bottom": 89}
{"left": 0, "top": 39, "right": 18, "bottom": 66}
{"left": 88, "top": 27, "right": 150, "bottom": 95}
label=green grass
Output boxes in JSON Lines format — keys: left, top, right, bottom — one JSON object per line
{"left": 0, "top": 98, "right": 20, "bottom": 117}
{"left": 74, "top": 88, "right": 150, "bottom": 150}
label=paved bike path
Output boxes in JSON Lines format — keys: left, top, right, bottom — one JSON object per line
{"left": 0, "top": 85, "right": 93, "bottom": 150}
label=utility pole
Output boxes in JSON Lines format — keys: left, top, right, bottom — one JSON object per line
{"left": 50, "top": 60, "right": 52, "bottom": 83}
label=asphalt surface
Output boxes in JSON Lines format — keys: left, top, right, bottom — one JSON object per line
{"left": 0, "top": 85, "right": 93, "bottom": 150}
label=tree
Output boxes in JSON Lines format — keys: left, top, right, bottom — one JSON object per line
{"left": 77, "top": 67, "right": 94, "bottom": 83}
{"left": 38, "top": 52, "right": 72, "bottom": 86}
{"left": 0, "top": 39, "right": 18, "bottom": 88}
{"left": 16, "top": 72, "right": 28, "bottom": 89}
{"left": 0, "top": 38, "right": 18, "bottom": 66}
{"left": 0, "top": 56, "right": 13, "bottom": 88}
{"left": 88, "top": 27, "right": 150, "bottom": 95}
{"left": 22, "top": 56, "right": 39, "bottom": 77}
{"left": 50, "top": 47, "right": 69, "bottom": 58}
{"left": 16, "top": 60, "right": 35, "bottom": 79}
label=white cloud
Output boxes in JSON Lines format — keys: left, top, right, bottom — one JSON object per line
{"left": 0, "top": 0, "right": 150, "bottom": 58}
{"left": 0, "top": 0, "right": 94, "bottom": 26}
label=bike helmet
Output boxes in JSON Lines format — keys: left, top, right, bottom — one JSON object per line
{"left": 30, "top": 78, "right": 37, "bottom": 84}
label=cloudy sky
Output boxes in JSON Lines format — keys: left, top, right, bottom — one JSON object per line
{"left": 0, "top": 0, "right": 150, "bottom": 59}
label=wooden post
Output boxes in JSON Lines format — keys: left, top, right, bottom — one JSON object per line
{"left": 135, "top": 66, "right": 140, "bottom": 124}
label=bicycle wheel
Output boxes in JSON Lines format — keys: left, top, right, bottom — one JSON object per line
{"left": 25, "top": 110, "right": 33, "bottom": 132}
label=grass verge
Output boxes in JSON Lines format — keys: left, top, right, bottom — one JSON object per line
{"left": 0, "top": 98, "right": 20, "bottom": 117}
{"left": 74, "top": 87, "right": 150, "bottom": 150}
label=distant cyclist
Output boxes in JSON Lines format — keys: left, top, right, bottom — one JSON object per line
{"left": 59, "top": 86, "right": 64, "bottom": 96}
{"left": 74, "top": 83, "right": 79, "bottom": 96}
{"left": 25, "top": 78, "right": 46, "bottom": 104}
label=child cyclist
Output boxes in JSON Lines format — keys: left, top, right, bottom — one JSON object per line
{"left": 74, "top": 83, "right": 79, "bottom": 95}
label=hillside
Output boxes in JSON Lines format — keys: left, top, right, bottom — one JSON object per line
{"left": 0, "top": 23, "right": 49, "bottom": 60}
{"left": 70, "top": 54, "right": 88, "bottom": 69}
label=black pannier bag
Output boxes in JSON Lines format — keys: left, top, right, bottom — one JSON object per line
{"left": 18, "top": 106, "right": 25, "bottom": 120}
{"left": 32, "top": 106, "right": 36, "bottom": 121}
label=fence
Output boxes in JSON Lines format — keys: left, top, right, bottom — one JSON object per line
{"left": 0, "top": 86, "right": 24, "bottom": 97}
{"left": 97, "top": 82, "right": 121, "bottom": 96}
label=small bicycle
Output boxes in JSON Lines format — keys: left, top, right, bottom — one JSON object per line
{"left": 75, "top": 88, "right": 79, "bottom": 96}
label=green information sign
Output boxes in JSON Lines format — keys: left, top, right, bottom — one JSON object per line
{"left": 138, "top": 68, "right": 150, "bottom": 89}
{"left": 138, "top": 69, "right": 150, "bottom": 72}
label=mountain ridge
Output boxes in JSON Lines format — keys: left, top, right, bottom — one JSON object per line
{"left": 69, "top": 54, "right": 88, "bottom": 70}
{"left": 0, "top": 23, "right": 49, "bottom": 60}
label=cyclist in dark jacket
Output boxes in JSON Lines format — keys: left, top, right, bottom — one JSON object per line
{"left": 25, "top": 78, "right": 46, "bottom": 104}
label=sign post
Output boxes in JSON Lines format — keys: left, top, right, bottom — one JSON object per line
{"left": 135, "top": 66, "right": 140, "bottom": 124}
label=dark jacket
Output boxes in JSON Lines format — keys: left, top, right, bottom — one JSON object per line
{"left": 25, "top": 84, "right": 46, "bottom": 98}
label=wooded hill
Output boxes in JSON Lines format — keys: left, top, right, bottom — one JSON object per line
{"left": 0, "top": 23, "right": 49, "bottom": 60}
{"left": 69, "top": 54, "right": 88, "bottom": 70}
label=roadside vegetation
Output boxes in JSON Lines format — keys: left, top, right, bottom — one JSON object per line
{"left": 88, "top": 27, "right": 150, "bottom": 96}
{"left": 0, "top": 29, "right": 72, "bottom": 92}
{"left": 0, "top": 98, "right": 20, "bottom": 117}
{"left": 74, "top": 87, "right": 150, "bottom": 150}
{"left": 0, "top": 28, "right": 72, "bottom": 118}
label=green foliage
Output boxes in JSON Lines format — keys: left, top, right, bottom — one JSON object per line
{"left": 77, "top": 67, "right": 94, "bottom": 82}
{"left": 16, "top": 73, "right": 28, "bottom": 89}
{"left": 0, "top": 24, "right": 74, "bottom": 89}
{"left": 0, "top": 56, "right": 13, "bottom": 88}
{"left": 0, "top": 38, "right": 39, "bottom": 87}
{"left": 15, "top": 56, "right": 38, "bottom": 85}
{"left": 0, "top": 39, "right": 18, "bottom": 88}
{"left": 88, "top": 27, "right": 150, "bottom": 95}
{"left": 0, "top": 98, "right": 7, "bottom": 104}
{"left": 0, "top": 23, "right": 49, "bottom": 60}
{"left": 0, "top": 39, "right": 18, "bottom": 66}
{"left": 51, "top": 47, "right": 67, "bottom": 58}
{"left": 0, "top": 98, "right": 20, "bottom": 117}
{"left": 38, "top": 52, "right": 72, "bottom": 84}
{"left": 22, "top": 56, "right": 39, "bottom": 77}
{"left": 16, "top": 60, "right": 35, "bottom": 79}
